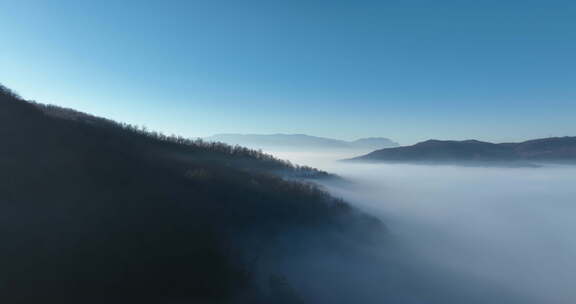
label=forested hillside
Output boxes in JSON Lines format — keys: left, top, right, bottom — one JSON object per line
{"left": 0, "top": 85, "right": 380, "bottom": 304}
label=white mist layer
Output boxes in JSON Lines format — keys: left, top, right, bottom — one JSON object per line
{"left": 269, "top": 150, "right": 576, "bottom": 304}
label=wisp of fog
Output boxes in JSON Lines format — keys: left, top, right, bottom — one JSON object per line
{"left": 266, "top": 151, "right": 576, "bottom": 304}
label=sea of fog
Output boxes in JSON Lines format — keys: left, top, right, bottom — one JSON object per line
{"left": 269, "top": 150, "right": 576, "bottom": 304}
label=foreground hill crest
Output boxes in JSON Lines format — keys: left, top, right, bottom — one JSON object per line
{"left": 0, "top": 84, "right": 380, "bottom": 304}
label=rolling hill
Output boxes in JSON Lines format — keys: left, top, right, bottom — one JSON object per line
{"left": 347, "top": 138, "right": 576, "bottom": 166}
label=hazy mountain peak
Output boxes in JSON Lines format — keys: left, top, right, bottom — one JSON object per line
{"left": 205, "top": 133, "right": 398, "bottom": 151}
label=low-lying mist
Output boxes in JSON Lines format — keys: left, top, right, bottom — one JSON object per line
{"left": 265, "top": 151, "right": 576, "bottom": 303}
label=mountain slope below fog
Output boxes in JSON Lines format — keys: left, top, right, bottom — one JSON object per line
{"left": 0, "top": 85, "right": 380, "bottom": 304}
{"left": 205, "top": 133, "right": 398, "bottom": 151}
{"left": 346, "top": 138, "right": 576, "bottom": 166}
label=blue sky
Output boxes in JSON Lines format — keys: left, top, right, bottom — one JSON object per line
{"left": 1, "top": 0, "right": 574, "bottom": 144}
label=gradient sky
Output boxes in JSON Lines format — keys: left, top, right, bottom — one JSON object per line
{"left": 1, "top": 0, "right": 574, "bottom": 144}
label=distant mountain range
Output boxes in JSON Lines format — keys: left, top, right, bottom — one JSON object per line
{"left": 205, "top": 134, "right": 398, "bottom": 151}
{"left": 346, "top": 137, "right": 576, "bottom": 166}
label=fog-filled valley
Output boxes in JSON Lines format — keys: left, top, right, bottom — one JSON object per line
{"left": 265, "top": 150, "right": 576, "bottom": 304}
{"left": 4, "top": 0, "right": 575, "bottom": 302}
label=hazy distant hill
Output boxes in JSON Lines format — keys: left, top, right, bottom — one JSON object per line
{"left": 347, "top": 137, "right": 576, "bottom": 166}
{"left": 0, "top": 85, "right": 380, "bottom": 304}
{"left": 205, "top": 133, "right": 398, "bottom": 151}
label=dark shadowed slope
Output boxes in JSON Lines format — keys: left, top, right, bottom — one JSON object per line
{"left": 346, "top": 138, "right": 576, "bottom": 166}
{"left": 0, "top": 85, "right": 380, "bottom": 304}
{"left": 205, "top": 133, "right": 398, "bottom": 151}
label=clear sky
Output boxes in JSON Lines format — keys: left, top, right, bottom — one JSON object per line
{"left": 1, "top": 0, "right": 574, "bottom": 144}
